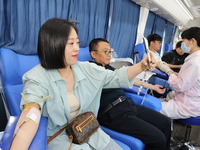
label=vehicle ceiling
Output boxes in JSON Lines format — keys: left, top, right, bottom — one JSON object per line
{"left": 131, "top": 0, "right": 200, "bottom": 31}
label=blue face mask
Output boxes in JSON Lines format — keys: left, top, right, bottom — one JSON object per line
{"left": 181, "top": 42, "right": 190, "bottom": 53}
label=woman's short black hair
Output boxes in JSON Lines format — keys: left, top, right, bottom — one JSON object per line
{"left": 38, "top": 18, "right": 78, "bottom": 69}
{"left": 181, "top": 27, "right": 200, "bottom": 47}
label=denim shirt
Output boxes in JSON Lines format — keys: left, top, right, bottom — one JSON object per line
{"left": 20, "top": 61, "right": 133, "bottom": 150}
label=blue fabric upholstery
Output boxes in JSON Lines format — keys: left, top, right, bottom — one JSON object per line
{"left": 165, "top": 44, "right": 173, "bottom": 53}
{"left": 0, "top": 48, "right": 40, "bottom": 116}
{"left": 102, "top": 126, "right": 144, "bottom": 150}
{"left": 133, "top": 43, "right": 172, "bottom": 89}
{"left": 125, "top": 92, "right": 161, "bottom": 112}
{"left": 0, "top": 47, "right": 162, "bottom": 150}
{"left": 134, "top": 43, "right": 145, "bottom": 61}
{"left": 113, "top": 139, "right": 131, "bottom": 150}
{"left": 78, "top": 47, "right": 92, "bottom": 61}
{"left": 0, "top": 47, "right": 131, "bottom": 150}
{"left": 123, "top": 86, "right": 147, "bottom": 96}
{"left": 0, "top": 116, "right": 48, "bottom": 150}
{"left": 178, "top": 117, "right": 200, "bottom": 126}
{"left": 78, "top": 47, "right": 163, "bottom": 150}
{"left": 0, "top": 48, "right": 48, "bottom": 149}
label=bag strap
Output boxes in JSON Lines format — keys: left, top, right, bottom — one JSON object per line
{"left": 47, "top": 126, "right": 66, "bottom": 144}
{"left": 47, "top": 126, "right": 73, "bottom": 150}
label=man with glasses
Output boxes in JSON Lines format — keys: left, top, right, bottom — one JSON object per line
{"left": 88, "top": 38, "right": 171, "bottom": 150}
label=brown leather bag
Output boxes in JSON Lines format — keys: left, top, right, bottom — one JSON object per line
{"left": 47, "top": 111, "right": 99, "bottom": 150}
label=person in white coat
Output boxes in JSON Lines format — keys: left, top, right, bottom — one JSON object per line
{"left": 158, "top": 27, "right": 200, "bottom": 119}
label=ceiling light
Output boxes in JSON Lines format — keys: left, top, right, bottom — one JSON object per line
{"left": 136, "top": 1, "right": 152, "bottom": 6}
{"left": 150, "top": 7, "right": 159, "bottom": 11}
{"left": 175, "top": 0, "right": 194, "bottom": 20}
{"left": 156, "top": 12, "right": 168, "bottom": 15}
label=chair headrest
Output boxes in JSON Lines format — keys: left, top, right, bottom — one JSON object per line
{"left": 134, "top": 43, "right": 145, "bottom": 61}
{"left": 0, "top": 48, "right": 39, "bottom": 85}
{"left": 78, "top": 47, "right": 92, "bottom": 61}
{"left": 165, "top": 44, "right": 173, "bottom": 53}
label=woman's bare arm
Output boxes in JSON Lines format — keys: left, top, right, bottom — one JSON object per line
{"left": 10, "top": 103, "right": 41, "bottom": 150}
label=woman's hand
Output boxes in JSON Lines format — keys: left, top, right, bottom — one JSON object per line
{"left": 141, "top": 52, "right": 156, "bottom": 71}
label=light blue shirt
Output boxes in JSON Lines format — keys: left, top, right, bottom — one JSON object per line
{"left": 20, "top": 61, "right": 133, "bottom": 150}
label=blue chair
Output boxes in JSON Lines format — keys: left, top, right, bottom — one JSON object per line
{"left": 173, "top": 117, "right": 200, "bottom": 149}
{"left": 0, "top": 48, "right": 130, "bottom": 150}
{"left": 133, "top": 43, "right": 172, "bottom": 89}
{"left": 165, "top": 43, "right": 173, "bottom": 53}
{"left": 134, "top": 43, "right": 145, "bottom": 63}
{"left": 79, "top": 47, "right": 163, "bottom": 150}
{"left": 0, "top": 48, "right": 48, "bottom": 150}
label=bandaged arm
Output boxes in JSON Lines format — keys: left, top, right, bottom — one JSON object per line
{"left": 10, "top": 103, "right": 41, "bottom": 150}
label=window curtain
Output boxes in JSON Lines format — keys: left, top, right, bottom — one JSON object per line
{"left": 144, "top": 12, "right": 156, "bottom": 37}
{"left": 0, "top": 0, "right": 71, "bottom": 54}
{"left": 152, "top": 15, "right": 166, "bottom": 37}
{"left": 165, "top": 22, "right": 177, "bottom": 44}
{"left": 69, "top": 0, "right": 109, "bottom": 48}
{"left": 108, "top": 0, "right": 140, "bottom": 58}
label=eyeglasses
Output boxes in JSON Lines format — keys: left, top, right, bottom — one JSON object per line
{"left": 92, "top": 48, "right": 114, "bottom": 55}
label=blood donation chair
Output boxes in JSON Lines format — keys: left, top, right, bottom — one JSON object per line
{"left": 0, "top": 47, "right": 161, "bottom": 150}
{"left": 78, "top": 47, "right": 162, "bottom": 149}
{"left": 134, "top": 43, "right": 171, "bottom": 89}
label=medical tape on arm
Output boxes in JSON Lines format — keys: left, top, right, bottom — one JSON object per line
{"left": 26, "top": 107, "right": 41, "bottom": 124}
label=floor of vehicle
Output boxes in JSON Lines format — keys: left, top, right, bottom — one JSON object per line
{"left": 171, "top": 120, "right": 200, "bottom": 150}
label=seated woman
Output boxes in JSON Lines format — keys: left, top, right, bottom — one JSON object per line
{"left": 158, "top": 27, "right": 200, "bottom": 119}
{"left": 9, "top": 18, "right": 156, "bottom": 150}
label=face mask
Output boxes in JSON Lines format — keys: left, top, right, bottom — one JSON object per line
{"left": 181, "top": 42, "right": 190, "bottom": 53}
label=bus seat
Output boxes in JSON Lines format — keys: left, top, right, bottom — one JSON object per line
{"left": 172, "top": 117, "right": 200, "bottom": 149}
{"left": 0, "top": 48, "right": 130, "bottom": 150}
{"left": 133, "top": 43, "right": 171, "bottom": 89}
{"left": 0, "top": 116, "right": 48, "bottom": 150}
{"left": 134, "top": 43, "right": 145, "bottom": 63}
{"left": 0, "top": 48, "right": 48, "bottom": 149}
{"left": 78, "top": 47, "right": 164, "bottom": 149}
{"left": 165, "top": 44, "right": 173, "bottom": 53}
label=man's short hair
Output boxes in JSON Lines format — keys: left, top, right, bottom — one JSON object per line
{"left": 38, "top": 18, "right": 78, "bottom": 69}
{"left": 147, "top": 34, "right": 162, "bottom": 46}
{"left": 175, "top": 41, "right": 182, "bottom": 49}
{"left": 89, "top": 38, "right": 109, "bottom": 52}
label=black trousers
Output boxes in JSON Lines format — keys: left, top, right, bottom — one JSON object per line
{"left": 98, "top": 98, "right": 171, "bottom": 150}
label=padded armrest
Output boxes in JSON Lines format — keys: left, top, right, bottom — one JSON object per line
{"left": 152, "top": 69, "right": 168, "bottom": 80}
{"left": 113, "top": 139, "right": 131, "bottom": 150}
{"left": 101, "top": 126, "right": 145, "bottom": 150}
{"left": 123, "top": 86, "right": 147, "bottom": 96}
{"left": 124, "top": 92, "right": 161, "bottom": 112}
{"left": 0, "top": 116, "right": 48, "bottom": 150}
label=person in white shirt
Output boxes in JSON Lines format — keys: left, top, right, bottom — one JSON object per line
{"left": 143, "top": 34, "right": 162, "bottom": 68}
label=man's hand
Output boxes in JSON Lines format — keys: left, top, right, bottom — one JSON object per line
{"left": 152, "top": 84, "right": 166, "bottom": 94}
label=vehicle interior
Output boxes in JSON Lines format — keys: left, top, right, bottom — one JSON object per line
{"left": 0, "top": 0, "right": 200, "bottom": 150}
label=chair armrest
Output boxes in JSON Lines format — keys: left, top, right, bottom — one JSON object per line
{"left": 0, "top": 116, "right": 48, "bottom": 150}
{"left": 123, "top": 86, "right": 147, "bottom": 96}
{"left": 124, "top": 92, "right": 161, "bottom": 112}
{"left": 101, "top": 126, "right": 145, "bottom": 150}
{"left": 113, "top": 139, "right": 131, "bottom": 150}
{"left": 152, "top": 69, "right": 168, "bottom": 80}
